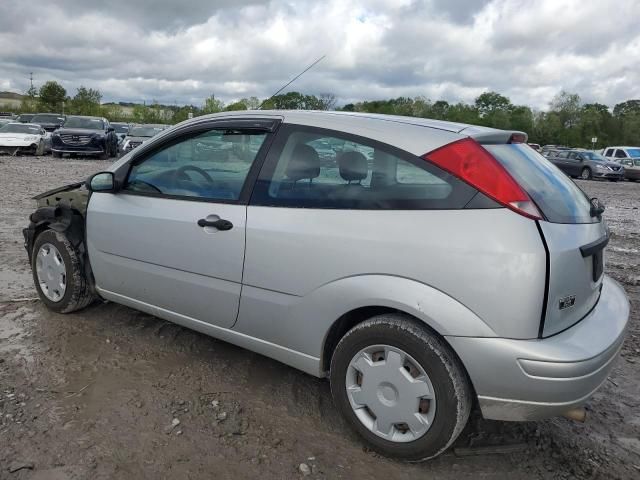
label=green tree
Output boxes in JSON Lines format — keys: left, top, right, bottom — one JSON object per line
{"left": 203, "top": 94, "right": 224, "bottom": 114}
{"left": 38, "top": 81, "right": 67, "bottom": 112}
{"left": 612, "top": 99, "right": 640, "bottom": 117}
{"left": 474, "top": 91, "right": 512, "bottom": 117}
{"left": 71, "top": 86, "right": 102, "bottom": 115}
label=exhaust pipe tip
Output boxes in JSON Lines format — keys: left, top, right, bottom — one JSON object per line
{"left": 562, "top": 407, "right": 587, "bottom": 423}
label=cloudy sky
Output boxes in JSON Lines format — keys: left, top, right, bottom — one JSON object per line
{"left": 1, "top": 0, "right": 639, "bottom": 109}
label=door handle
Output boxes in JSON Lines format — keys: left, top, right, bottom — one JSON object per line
{"left": 197, "top": 218, "right": 233, "bottom": 231}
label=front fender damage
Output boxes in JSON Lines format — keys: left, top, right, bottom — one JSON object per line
{"left": 23, "top": 190, "right": 95, "bottom": 295}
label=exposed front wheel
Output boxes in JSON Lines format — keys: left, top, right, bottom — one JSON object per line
{"left": 330, "top": 314, "right": 472, "bottom": 461}
{"left": 32, "top": 230, "right": 95, "bottom": 313}
{"left": 580, "top": 167, "right": 592, "bottom": 180}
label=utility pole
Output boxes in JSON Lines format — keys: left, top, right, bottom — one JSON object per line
{"left": 29, "top": 72, "right": 34, "bottom": 90}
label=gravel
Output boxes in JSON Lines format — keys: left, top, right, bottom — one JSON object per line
{"left": 0, "top": 156, "right": 638, "bottom": 479}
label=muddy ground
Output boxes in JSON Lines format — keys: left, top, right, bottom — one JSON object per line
{"left": 0, "top": 155, "right": 638, "bottom": 479}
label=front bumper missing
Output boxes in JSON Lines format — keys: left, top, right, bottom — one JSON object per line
{"left": 447, "top": 276, "right": 629, "bottom": 421}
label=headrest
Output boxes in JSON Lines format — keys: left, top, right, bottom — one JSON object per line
{"left": 285, "top": 144, "right": 320, "bottom": 181}
{"left": 338, "top": 151, "right": 368, "bottom": 182}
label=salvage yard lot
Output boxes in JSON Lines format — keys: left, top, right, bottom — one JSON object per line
{"left": 0, "top": 155, "right": 638, "bottom": 479}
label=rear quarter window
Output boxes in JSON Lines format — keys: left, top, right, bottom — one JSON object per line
{"left": 251, "top": 125, "right": 478, "bottom": 210}
{"left": 484, "top": 144, "right": 597, "bottom": 224}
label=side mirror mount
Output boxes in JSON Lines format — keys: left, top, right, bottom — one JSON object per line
{"left": 87, "top": 172, "right": 116, "bottom": 193}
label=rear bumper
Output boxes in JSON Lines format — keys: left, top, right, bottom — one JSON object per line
{"left": 447, "top": 276, "right": 629, "bottom": 421}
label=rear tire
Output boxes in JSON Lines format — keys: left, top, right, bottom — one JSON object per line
{"left": 330, "top": 314, "right": 472, "bottom": 461}
{"left": 580, "top": 167, "right": 592, "bottom": 180}
{"left": 32, "top": 230, "right": 95, "bottom": 313}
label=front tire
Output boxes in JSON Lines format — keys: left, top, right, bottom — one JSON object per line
{"left": 32, "top": 230, "right": 95, "bottom": 313}
{"left": 330, "top": 314, "right": 472, "bottom": 461}
{"left": 580, "top": 167, "right": 592, "bottom": 180}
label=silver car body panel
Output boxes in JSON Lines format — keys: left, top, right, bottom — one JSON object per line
{"left": 239, "top": 206, "right": 546, "bottom": 342}
{"left": 448, "top": 276, "right": 629, "bottom": 420}
{"left": 539, "top": 220, "right": 608, "bottom": 336}
{"left": 82, "top": 110, "right": 630, "bottom": 422}
{"left": 87, "top": 193, "right": 246, "bottom": 329}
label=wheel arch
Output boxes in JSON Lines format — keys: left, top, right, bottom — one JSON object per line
{"left": 24, "top": 203, "right": 96, "bottom": 295}
{"left": 315, "top": 275, "right": 497, "bottom": 375}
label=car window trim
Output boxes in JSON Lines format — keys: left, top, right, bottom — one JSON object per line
{"left": 114, "top": 118, "right": 281, "bottom": 206}
{"left": 249, "top": 123, "right": 477, "bottom": 210}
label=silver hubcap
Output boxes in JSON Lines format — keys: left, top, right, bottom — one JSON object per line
{"left": 346, "top": 345, "right": 436, "bottom": 443}
{"left": 35, "top": 243, "right": 67, "bottom": 302}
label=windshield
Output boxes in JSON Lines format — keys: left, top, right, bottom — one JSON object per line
{"left": 112, "top": 124, "right": 129, "bottom": 134}
{"left": 485, "top": 144, "right": 597, "bottom": 224}
{"left": 64, "top": 117, "right": 105, "bottom": 130}
{"left": 627, "top": 148, "right": 640, "bottom": 158}
{"left": 129, "top": 126, "right": 164, "bottom": 137}
{"left": 32, "top": 114, "right": 65, "bottom": 124}
{"left": 0, "top": 123, "right": 42, "bottom": 134}
{"left": 579, "top": 151, "right": 606, "bottom": 162}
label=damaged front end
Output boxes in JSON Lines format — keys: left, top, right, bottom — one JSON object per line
{"left": 23, "top": 181, "right": 90, "bottom": 263}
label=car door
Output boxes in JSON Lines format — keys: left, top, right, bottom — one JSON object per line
{"left": 614, "top": 149, "right": 628, "bottom": 162}
{"left": 86, "top": 119, "right": 277, "bottom": 328}
{"left": 566, "top": 151, "right": 583, "bottom": 176}
{"left": 550, "top": 151, "right": 569, "bottom": 173}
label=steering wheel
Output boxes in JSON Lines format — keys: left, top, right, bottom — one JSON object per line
{"left": 128, "top": 178, "right": 163, "bottom": 193}
{"left": 173, "top": 165, "right": 214, "bottom": 184}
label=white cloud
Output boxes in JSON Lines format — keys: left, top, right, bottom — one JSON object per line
{"left": 0, "top": 0, "right": 639, "bottom": 109}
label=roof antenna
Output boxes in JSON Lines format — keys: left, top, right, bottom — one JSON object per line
{"left": 258, "top": 54, "right": 326, "bottom": 110}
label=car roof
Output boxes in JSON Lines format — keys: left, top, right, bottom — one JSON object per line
{"left": 196, "top": 109, "right": 486, "bottom": 133}
{"left": 177, "top": 110, "right": 524, "bottom": 155}
{"left": 605, "top": 146, "right": 640, "bottom": 149}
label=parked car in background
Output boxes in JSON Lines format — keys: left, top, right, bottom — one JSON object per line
{"left": 0, "top": 122, "right": 47, "bottom": 155}
{"left": 111, "top": 122, "right": 130, "bottom": 143}
{"left": 527, "top": 143, "right": 541, "bottom": 152}
{"left": 16, "top": 113, "right": 35, "bottom": 123}
{"left": 620, "top": 157, "right": 640, "bottom": 181}
{"left": 51, "top": 116, "right": 118, "bottom": 159}
{"left": 547, "top": 149, "right": 624, "bottom": 181}
{"left": 0, "top": 118, "right": 12, "bottom": 128}
{"left": 602, "top": 146, "right": 640, "bottom": 162}
{"left": 541, "top": 145, "right": 568, "bottom": 157}
{"left": 31, "top": 113, "right": 66, "bottom": 133}
{"left": 24, "top": 110, "right": 629, "bottom": 461}
{"left": 119, "top": 124, "right": 167, "bottom": 155}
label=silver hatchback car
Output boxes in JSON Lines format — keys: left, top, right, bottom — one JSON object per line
{"left": 24, "top": 111, "right": 629, "bottom": 460}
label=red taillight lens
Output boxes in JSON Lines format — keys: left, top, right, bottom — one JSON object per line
{"left": 423, "top": 138, "right": 542, "bottom": 219}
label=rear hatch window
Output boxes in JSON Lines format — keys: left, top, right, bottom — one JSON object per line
{"left": 484, "top": 144, "right": 597, "bottom": 224}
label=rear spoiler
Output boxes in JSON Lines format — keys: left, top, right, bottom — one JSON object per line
{"left": 459, "top": 126, "right": 528, "bottom": 145}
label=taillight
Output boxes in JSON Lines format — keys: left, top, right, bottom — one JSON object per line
{"left": 423, "top": 138, "right": 542, "bottom": 220}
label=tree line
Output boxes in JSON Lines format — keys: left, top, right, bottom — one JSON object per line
{"left": 5, "top": 80, "right": 640, "bottom": 148}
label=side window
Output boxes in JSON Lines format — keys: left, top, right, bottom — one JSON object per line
{"left": 615, "top": 149, "right": 627, "bottom": 158}
{"left": 557, "top": 151, "right": 569, "bottom": 159}
{"left": 251, "top": 126, "right": 477, "bottom": 209}
{"left": 604, "top": 149, "right": 613, "bottom": 157}
{"left": 125, "top": 128, "right": 267, "bottom": 201}
{"left": 567, "top": 152, "right": 577, "bottom": 160}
